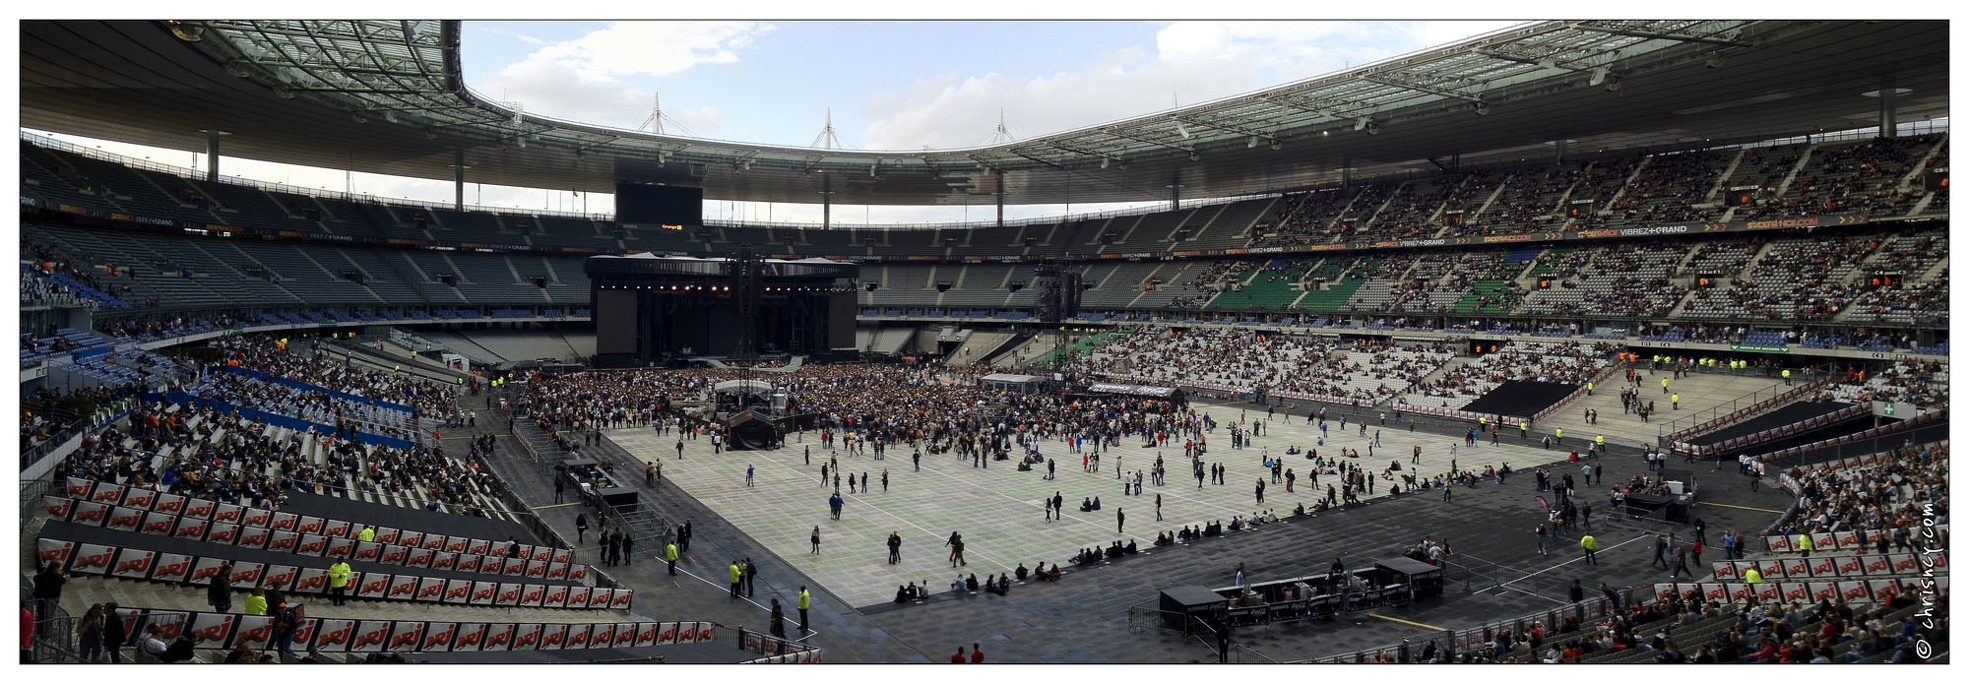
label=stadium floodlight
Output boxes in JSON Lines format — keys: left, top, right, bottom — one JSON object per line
{"left": 1473, "top": 101, "right": 1491, "bottom": 116}
{"left": 1248, "top": 136, "right": 1260, "bottom": 149}
{"left": 1270, "top": 139, "right": 1283, "bottom": 151}
{"left": 1354, "top": 117, "right": 1371, "bottom": 131}
{"left": 1588, "top": 66, "right": 1610, "bottom": 87}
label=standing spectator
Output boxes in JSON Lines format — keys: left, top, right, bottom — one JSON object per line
{"left": 768, "top": 598, "right": 787, "bottom": 638}
{"left": 811, "top": 526, "right": 822, "bottom": 554}
{"left": 742, "top": 558, "right": 756, "bottom": 598}
{"left": 101, "top": 602, "right": 126, "bottom": 663}
{"left": 31, "top": 562, "right": 65, "bottom": 623}
{"left": 665, "top": 541, "right": 679, "bottom": 575}
{"left": 621, "top": 533, "right": 635, "bottom": 566}
{"left": 970, "top": 642, "right": 985, "bottom": 663}
{"left": 208, "top": 562, "right": 234, "bottom": 613}
{"left": 76, "top": 604, "right": 104, "bottom": 663}
{"left": 326, "top": 559, "right": 352, "bottom": 606}
{"left": 575, "top": 514, "right": 589, "bottom": 544}
{"left": 797, "top": 586, "right": 811, "bottom": 633}
{"left": 728, "top": 561, "right": 743, "bottom": 600}
{"left": 1580, "top": 533, "right": 1599, "bottom": 565}
{"left": 244, "top": 588, "right": 267, "bottom": 616}
{"left": 1535, "top": 523, "right": 1549, "bottom": 557}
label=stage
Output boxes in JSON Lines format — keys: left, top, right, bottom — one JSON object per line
{"left": 1459, "top": 380, "right": 1578, "bottom": 419}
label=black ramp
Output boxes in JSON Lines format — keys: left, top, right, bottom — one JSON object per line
{"left": 1458, "top": 380, "right": 1576, "bottom": 418}
{"left": 1687, "top": 400, "right": 1854, "bottom": 446}
{"left": 275, "top": 488, "right": 539, "bottom": 546}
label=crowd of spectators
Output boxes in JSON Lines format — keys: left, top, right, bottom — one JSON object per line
{"left": 1774, "top": 442, "right": 1947, "bottom": 542}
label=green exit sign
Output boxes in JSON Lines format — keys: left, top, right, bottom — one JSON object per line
{"left": 1883, "top": 402, "right": 1895, "bottom": 416}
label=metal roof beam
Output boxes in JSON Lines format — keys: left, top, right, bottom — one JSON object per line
{"left": 1567, "top": 22, "right": 1753, "bottom": 47}
{"left": 1357, "top": 74, "right": 1486, "bottom": 103}
{"left": 1095, "top": 127, "right": 1194, "bottom": 154}
{"left": 1172, "top": 114, "right": 1276, "bottom": 141}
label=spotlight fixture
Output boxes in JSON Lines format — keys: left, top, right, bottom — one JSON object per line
{"left": 1704, "top": 52, "right": 1727, "bottom": 69}
{"left": 1588, "top": 66, "right": 1610, "bottom": 87}
{"left": 1602, "top": 73, "right": 1622, "bottom": 92}
{"left": 1188, "top": 151, "right": 1200, "bottom": 162}
{"left": 1269, "top": 139, "right": 1283, "bottom": 151}
{"left": 1473, "top": 101, "right": 1491, "bottom": 116}
{"left": 1354, "top": 118, "right": 1371, "bottom": 131}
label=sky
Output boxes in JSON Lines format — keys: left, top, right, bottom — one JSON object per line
{"left": 31, "top": 19, "right": 1527, "bottom": 225}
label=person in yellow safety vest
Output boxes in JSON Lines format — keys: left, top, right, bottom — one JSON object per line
{"left": 1744, "top": 566, "right": 1763, "bottom": 584}
{"left": 1595, "top": 435, "right": 1605, "bottom": 450}
{"left": 1797, "top": 533, "right": 1814, "bottom": 558}
{"left": 1519, "top": 421, "right": 1528, "bottom": 439}
{"left": 728, "top": 561, "right": 743, "bottom": 599}
{"left": 1554, "top": 427, "right": 1563, "bottom": 444}
{"left": 1672, "top": 393, "right": 1680, "bottom": 410}
{"left": 665, "top": 542, "right": 679, "bottom": 576}
{"left": 1479, "top": 416, "right": 1487, "bottom": 428}
{"left": 1580, "top": 533, "right": 1599, "bottom": 565}
{"left": 327, "top": 559, "right": 352, "bottom": 606}
{"left": 357, "top": 525, "right": 375, "bottom": 543}
{"left": 1586, "top": 381, "right": 1594, "bottom": 396}
{"left": 797, "top": 586, "right": 812, "bottom": 633}
{"left": 245, "top": 588, "right": 268, "bottom": 615}
{"left": 1782, "top": 368, "right": 1791, "bottom": 385}
{"left": 1662, "top": 377, "right": 1670, "bottom": 393}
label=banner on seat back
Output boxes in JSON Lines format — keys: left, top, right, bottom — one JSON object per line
{"left": 611, "top": 622, "right": 638, "bottom": 648}
{"left": 537, "top": 623, "right": 566, "bottom": 650}
{"left": 265, "top": 529, "right": 299, "bottom": 553}
{"left": 421, "top": 621, "right": 458, "bottom": 653}
{"left": 442, "top": 578, "right": 473, "bottom": 604}
{"left": 324, "top": 536, "right": 356, "bottom": 559}
{"left": 379, "top": 544, "right": 409, "bottom": 565}
{"left": 206, "top": 522, "right": 241, "bottom": 545}
{"left": 187, "top": 612, "right": 236, "bottom": 646}
{"left": 397, "top": 530, "right": 424, "bottom": 548}
{"left": 452, "top": 623, "right": 488, "bottom": 652}
{"left": 212, "top": 502, "right": 244, "bottom": 524}
{"left": 374, "top": 527, "right": 400, "bottom": 545}
{"left": 182, "top": 497, "right": 216, "bottom": 519}
{"left": 173, "top": 516, "right": 210, "bottom": 541}
{"left": 497, "top": 582, "right": 524, "bottom": 605}
{"left": 295, "top": 515, "right": 325, "bottom": 535}
{"left": 313, "top": 618, "right": 357, "bottom": 653}
{"left": 35, "top": 538, "right": 75, "bottom": 568}
{"left": 111, "top": 549, "right": 157, "bottom": 579}
{"left": 42, "top": 495, "right": 74, "bottom": 520}
{"left": 91, "top": 482, "right": 126, "bottom": 505}
{"left": 186, "top": 556, "right": 228, "bottom": 585}
{"left": 479, "top": 555, "right": 504, "bottom": 575}
{"left": 541, "top": 584, "right": 569, "bottom": 609}
{"left": 151, "top": 552, "right": 195, "bottom": 583}
{"left": 430, "top": 551, "right": 457, "bottom": 571}
{"left": 294, "top": 567, "right": 330, "bottom": 594}
{"left": 1839, "top": 580, "right": 1872, "bottom": 602}
{"left": 482, "top": 623, "right": 516, "bottom": 652}
{"left": 69, "top": 501, "right": 110, "bottom": 526}
{"left": 65, "top": 476, "right": 95, "bottom": 499}
{"left": 152, "top": 492, "right": 187, "bottom": 515}
{"left": 106, "top": 506, "right": 144, "bottom": 532}
{"left": 443, "top": 535, "right": 469, "bottom": 553}
{"left": 386, "top": 621, "right": 426, "bottom": 652}
{"left": 584, "top": 623, "right": 611, "bottom": 649}
{"left": 231, "top": 615, "right": 274, "bottom": 649}
{"left": 121, "top": 487, "right": 158, "bottom": 510}
{"left": 322, "top": 519, "right": 352, "bottom": 538}
{"left": 71, "top": 542, "right": 117, "bottom": 573}
{"left": 229, "top": 561, "right": 268, "bottom": 588}
{"left": 455, "top": 553, "right": 483, "bottom": 573}
{"left": 350, "top": 620, "right": 392, "bottom": 652}
{"left": 244, "top": 508, "right": 275, "bottom": 528}
{"left": 416, "top": 576, "right": 446, "bottom": 602}
{"left": 470, "top": 580, "right": 498, "bottom": 606}
{"left": 140, "top": 511, "right": 177, "bottom": 536}
{"left": 297, "top": 533, "right": 329, "bottom": 556}
{"left": 465, "top": 538, "right": 492, "bottom": 555}
{"left": 632, "top": 622, "right": 659, "bottom": 647}
{"left": 405, "top": 546, "right": 434, "bottom": 568}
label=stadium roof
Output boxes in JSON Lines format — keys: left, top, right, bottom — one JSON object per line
{"left": 20, "top": 20, "right": 1948, "bottom": 207}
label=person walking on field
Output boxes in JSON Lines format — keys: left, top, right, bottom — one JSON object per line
{"left": 947, "top": 531, "right": 967, "bottom": 567}
{"left": 811, "top": 526, "right": 822, "bottom": 554}
{"left": 797, "top": 586, "right": 812, "bottom": 633}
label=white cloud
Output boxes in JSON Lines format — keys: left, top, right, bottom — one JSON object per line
{"left": 860, "top": 21, "right": 1526, "bottom": 151}
{"left": 476, "top": 22, "right": 769, "bottom": 131}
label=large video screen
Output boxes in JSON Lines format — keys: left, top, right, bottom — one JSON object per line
{"left": 615, "top": 183, "right": 703, "bottom": 226}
